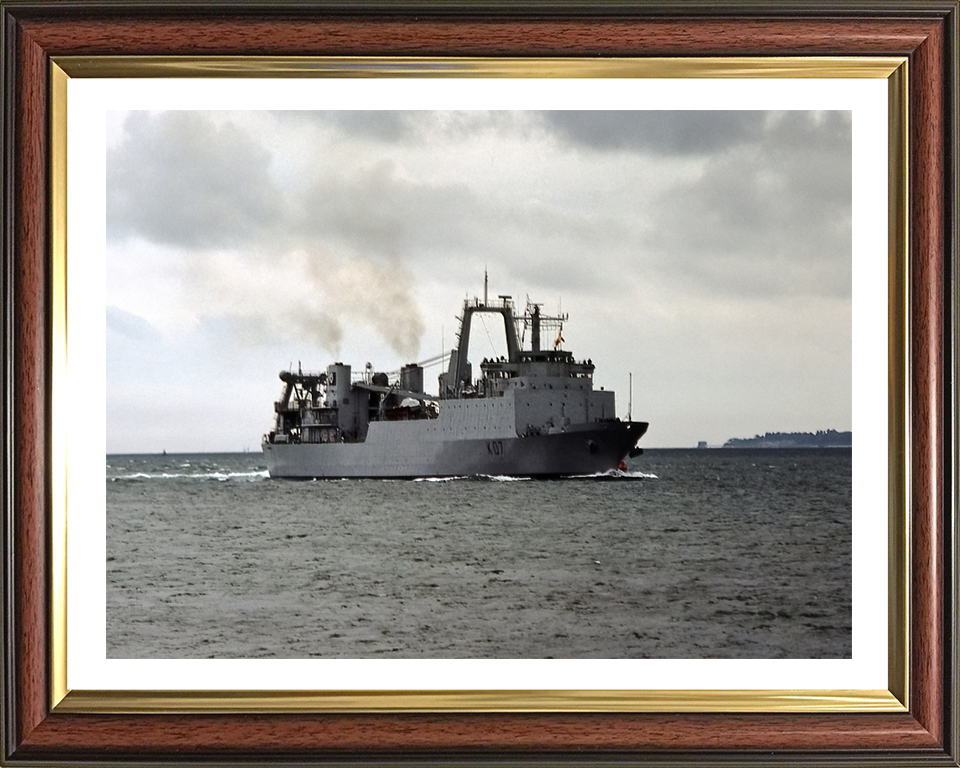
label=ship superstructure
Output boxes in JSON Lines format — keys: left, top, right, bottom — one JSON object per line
{"left": 262, "top": 288, "right": 647, "bottom": 478}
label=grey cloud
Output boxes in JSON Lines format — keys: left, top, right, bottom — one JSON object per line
{"left": 304, "top": 110, "right": 768, "bottom": 157}
{"left": 108, "top": 111, "right": 283, "bottom": 248}
{"left": 280, "top": 110, "right": 414, "bottom": 142}
{"left": 293, "top": 158, "right": 629, "bottom": 297}
{"left": 212, "top": 295, "right": 345, "bottom": 356}
{"left": 107, "top": 306, "right": 169, "bottom": 387}
{"left": 539, "top": 111, "right": 768, "bottom": 155}
{"left": 107, "top": 112, "right": 425, "bottom": 360}
{"left": 282, "top": 111, "right": 850, "bottom": 303}
{"left": 296, "top": 159, "right": 426, "bottom": 253}
{"left": 284, "top": 110, "right": 536, "bottom": 145}
{"left": 105, "top": 108, "right": 853, "bottom": 450}
{"left": 107, "top": 108, "right": 850, "bottom": 375}
{"left": 643, "top": 111, "right": 851, "bottom": 299}
{"left": 107, "top": 306, "right": 160, "bottom": 341}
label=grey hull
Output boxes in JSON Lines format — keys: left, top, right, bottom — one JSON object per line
{"left": 263, "top": 420, "right": 647, "bottom": 479}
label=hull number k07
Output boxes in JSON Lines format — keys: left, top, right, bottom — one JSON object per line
{"left": 487, "top": 440, "right": 504, "bottom": 456}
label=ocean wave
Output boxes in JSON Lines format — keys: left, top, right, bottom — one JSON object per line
{"left": 412, "top": 474, "right": 530, "bottom": 482}
{"left": 569, "top": 469, "right": 658, "bottom": 480}
{"left": 109, "top": 470, "right": 269, "bottom": 482}
{"left": 410, "top": 472, "right": 654, "bottom": 482}
{"left": 413, "top": 476, "right": 470, "bottom": 483}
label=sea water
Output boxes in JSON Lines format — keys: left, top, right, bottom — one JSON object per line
{"left": 106, "top": 448, "right": 851, "bottom": 659}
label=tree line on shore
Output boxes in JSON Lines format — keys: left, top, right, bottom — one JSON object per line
{"left": 723, "top": 430, "right": 852, "bottom": 448}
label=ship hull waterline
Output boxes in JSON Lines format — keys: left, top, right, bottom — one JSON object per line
{"left": 263, "top": 420, "right": 648, "bottom": 479}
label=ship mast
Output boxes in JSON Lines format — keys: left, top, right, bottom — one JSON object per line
{"left": 440, "top": 281, "right": 521, "bottom": 398}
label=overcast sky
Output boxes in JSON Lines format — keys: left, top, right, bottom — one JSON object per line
{"left": 106, "top": 109, "right": 852, "bottom": 452}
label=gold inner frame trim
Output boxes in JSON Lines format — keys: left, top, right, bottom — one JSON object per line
{"left": 49, "top": 55, "right": 909, "bottom": 715}
{"left": 55, "top": 688, "right": 904, "bottom": 714}
{"left": 55, "top": 55, "right": 903, "bottom": 79}
{"left": 886, "top": 62, "right": 910, "bottom": 710}
{"left": 50, "top": 61, "right": 69, "bottom": 709}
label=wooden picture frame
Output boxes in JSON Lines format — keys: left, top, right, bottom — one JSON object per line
{"left": 2, "top": 2, "right": 957, "bottom": 765}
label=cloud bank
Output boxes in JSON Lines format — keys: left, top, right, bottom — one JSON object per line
{"left": 107, "top": 109, "right": 852, "bottom": 451}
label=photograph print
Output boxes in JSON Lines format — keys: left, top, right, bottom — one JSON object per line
{"left": 106, "top": 109, "right": 852, "bottom": 660}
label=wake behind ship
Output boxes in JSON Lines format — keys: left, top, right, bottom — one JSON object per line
{"left": 262, "top": 287, "right": 647, "bottom": 478}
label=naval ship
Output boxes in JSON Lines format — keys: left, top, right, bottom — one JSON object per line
{"left": 262, "top": 286, "right": 647, "bottom": 478}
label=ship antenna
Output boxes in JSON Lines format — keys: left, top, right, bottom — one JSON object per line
{"left": 484, "top": 267, "right": 488, "bottom": 306}
{"left": 628, "top": 372, "right": 633, "bottom": 422}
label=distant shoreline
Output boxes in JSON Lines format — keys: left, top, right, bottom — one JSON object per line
{"left": 720, "top": 430, "right": 852, "bottom": 450}
{"left": 107, "top": 445, "right": 854, "bottom": 457}
{"left": 719, "top": 444, "right": 851, "bottom": 449}
{"left": 654, "top": 445, "right": 851, "bottom": 451}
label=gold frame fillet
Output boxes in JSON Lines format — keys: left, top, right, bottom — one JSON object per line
{"left": 49, "top": 55, "right": 909, "bottom": 715}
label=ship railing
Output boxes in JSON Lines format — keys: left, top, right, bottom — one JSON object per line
{"left": 352, "top": 371, "right": 399, "bottom": 385}
{"left": 469, "top": 295, "right": 514, "bottom": 310}
{"left": 282, "top": 368, "right": 327, "bottom": 381}
{"left": 373, "top": 351, "right": 449, "bottom": 381}
{"left": 301, "top": 410, "right": 339, "bottom": 426}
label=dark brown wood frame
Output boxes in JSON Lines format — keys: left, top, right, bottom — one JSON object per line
{"left": 1, "top": 2, "right": 957, "bottom": 765}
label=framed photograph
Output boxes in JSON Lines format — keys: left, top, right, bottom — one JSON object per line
{"left": 2, "top": 2, "right": 957, "bottom": 766}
